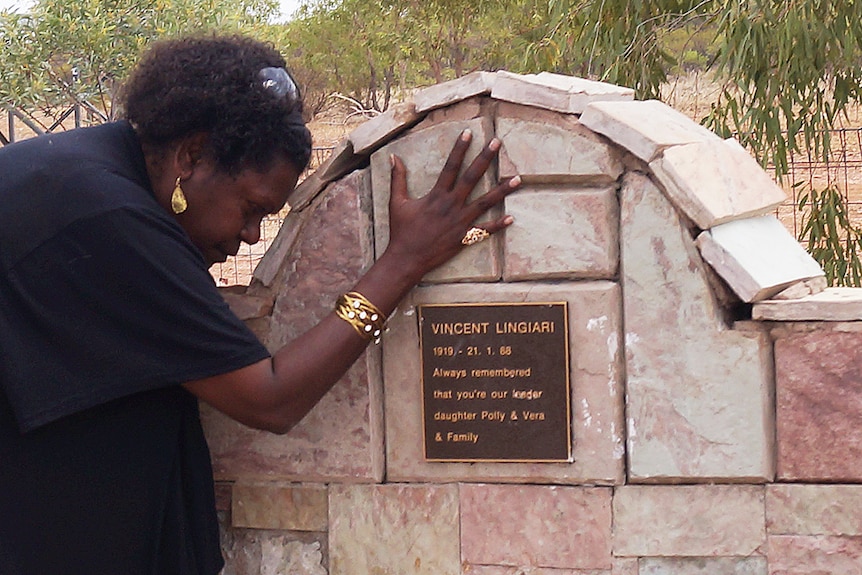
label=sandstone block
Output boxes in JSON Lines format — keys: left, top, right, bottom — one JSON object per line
{"left": 770, "top": 275, "right": 828, "bottom": 300}
{"left": 613, "top": 485, "right": 765, "bottom": 556}
{"left": 203, "top": 169, "right": 385, "bottom": 482}
{"left": 370, "top": 116, "right": 501, "bottom": 282}
{"left": 413, "top": 71, "right": 496, "bottom": 113}
{"left": 466, "top": 567, "right": 603, "bottom": 575}
{"left": 491, "top": 71, "right": 633, "bottom": 114}
{"left": 580, "top": 100, "right": 719, "bottom": 163}
{"left": 696, "top": 216, "right": 824, "bottom": 302}
{"left": 503, "top": 187, "right": 619, "bottom": 280}
{"left": 416, "top": 97, "right": 487, "bottom": 129}
{"left": 383, "top": 282, "right": 625, "bottom": 485}
{"left": 774, "top": 328, "right": 862, "bottom": 481}
{"left": 495, "top": 102, "right": 623, "bottom": 184}
{"left": 349, "top": 102, "right": 423, "bottom": 155}
{"left": 252, "top": 210, "right": 306, "bottom": 287}
{"left": 621, "top": 173, "right": 774, "bottom": 481}
{"left": 753, "top": 287, "right": 862, "bottom": 321}
{"left": 638, "top": 557, "right": 766, "bottom": 575}
{"left": 231, "top": 483, "right": 328, "bottom": 531}
{"left": 328, "top": 484, "right": 459, "bottom": 575}
{"left": 460, "top": 484, "right": 612, "bottom": 570}
{"left": 220, "top": 291, "right": 274, "bottom": 320}
{"left": 215, "top": 482, "right": 232, "bottom": 512}
{"left": 767, "top": 484, "right": 862, "bottom": 535}
{"left": 285, "top": 140, "right": 362, "bottom": 215}
{"left": 220, "top": 521, "right": 327, "bottom": 575}
{"left": 613, "top": 558, "right": 638, "bottom": 575}
{"left": 767, "top": 535, "right": 862, "bottom": 574}
{"left": 650, "top": 138, "right": 787, "bottom": 229}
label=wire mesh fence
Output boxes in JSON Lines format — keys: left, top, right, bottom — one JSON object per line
{"left": 773, "top": 128, "right": 862, "bottom": 238}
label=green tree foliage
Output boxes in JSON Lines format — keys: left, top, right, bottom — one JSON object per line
{"left": 281, "top": 0, "right": 538, "bottom": 114}
{"left": 0, "top": 0, "right": 278, "bottom": 125}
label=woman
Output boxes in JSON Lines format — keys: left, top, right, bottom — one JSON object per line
{"left": 0, "top": 35, "right": 519, "bottom": 574}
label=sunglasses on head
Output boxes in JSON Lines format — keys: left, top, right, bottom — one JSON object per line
{"left": 258, "top": 67, "right": 299, "bottom": 104}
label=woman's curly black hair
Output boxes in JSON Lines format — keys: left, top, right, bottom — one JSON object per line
{"left": 120, "top": 34, "right": 312, "bottom": 175}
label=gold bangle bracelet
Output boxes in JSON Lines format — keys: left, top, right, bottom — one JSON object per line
{"left": 335, "top": 291, "right": 386, "bottom": 344}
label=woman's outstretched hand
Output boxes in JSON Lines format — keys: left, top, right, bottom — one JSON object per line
{"left": 184, "top": 130, "right": 521, "bottom": 434}
{"left": 384, "top": 129, "right": 522, "bottom": 283}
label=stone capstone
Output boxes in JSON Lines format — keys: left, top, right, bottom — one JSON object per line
{"left": 650, "top": 138, "right": 787, "bottom": 230}
{"left": 696, "top": 215, "right": 824, "bottom": 302}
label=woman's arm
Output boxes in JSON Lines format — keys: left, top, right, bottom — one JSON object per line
{"left": 183, "top": 131, "right": 520, "bottom": 433}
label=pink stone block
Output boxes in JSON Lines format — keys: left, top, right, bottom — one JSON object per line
{"left": 467, "top": 567, "right": 603, "bottom": 575}
{"left": 416, "top": 96, "right": 486, "bottom": 128}
{"left": 767, "top": 535, "right": 862, "bottom": 574}
{"left": 214, "top": 481, "right": 232, "bottom": 512}
{"left": 413, "top": 71, "right": 495, "bottom": 113}
{"left": 496, "top": 102, "right": 623, "bottom": 183}
{"left": 775, "top": 328, "right": 862, "bottom": 481}
{"left": 491, "top": 71, "right": 633, "bottom": 114}
{"left": 220, "top": 523, "right": 328, "bottom": 575}
{"left": 329, "top": 484, "right": 460, "bottom": 575}
{"left": 503, "top": 187, "right": 618, "bottom": 280}
{"left": 613, "top": 485, "right": 765, "bottom": 557}
{"left": 202, "top": 169, "right": 385, "bottom": 482}
{"left": 220, "top": 290, "right": 274, "bottom": 320}
{"left": 231, "top": 482, "right": 328, "bottom": 531}
{"left": 638, "top": 557, "right": 767, "bottom": 575}
{"left": 621, "top": 173, "right": 774, "bottom": 481}
{"left": 613, "top": 558, "right": 638, "bottom": 575}
{"left": 349, "top": 101, "right": 423, "bottom": 154}
{"left": 767, "top": 484, "right": 862, "bottom": 535}
{"left": 460, "top": 484, "right": 612, "bottom": 570}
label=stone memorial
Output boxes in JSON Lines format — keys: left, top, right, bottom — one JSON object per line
{"left": 203, "top": 70, "right": 862, "bottom": 574}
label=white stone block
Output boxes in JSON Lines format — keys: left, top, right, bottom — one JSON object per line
{"left": 491, "top": 70, "right": 634, "bottom": 114}
{"left": 580, "top": 99, "right": 719, "bottom": 162}
{"left": 696, "top": 216, "right": 824, "bottom": 303}
{"left": 753, "top": 287, "right": 862, "bottom": 321}
{"left": 650, "top": 138, "right": 787, "bottom": 229}
{"left": 413, "top": 71, "right": 496, "bottom": 113}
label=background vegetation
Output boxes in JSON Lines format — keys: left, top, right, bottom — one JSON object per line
{"left": 4, "top": 0, "right": 862, "bottom": 284}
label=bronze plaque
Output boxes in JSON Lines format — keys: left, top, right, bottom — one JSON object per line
{"left": 418, "top": 302, "right": 571, "bottom": 462}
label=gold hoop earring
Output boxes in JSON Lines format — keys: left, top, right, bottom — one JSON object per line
{"left": 171, "top": 176, "right": 188, "bottom": 214}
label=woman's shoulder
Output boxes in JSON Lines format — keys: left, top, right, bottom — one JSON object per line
{"left": 0, "top": 123, "right": 175, "bottom": 270}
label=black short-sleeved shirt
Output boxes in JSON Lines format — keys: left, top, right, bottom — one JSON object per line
{"left": 0, "top": 122, "right": 270, "bottom": 574}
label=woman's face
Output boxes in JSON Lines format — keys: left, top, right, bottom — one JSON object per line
{"left": 178, "top": 156, "right": 301, "bottom": 266}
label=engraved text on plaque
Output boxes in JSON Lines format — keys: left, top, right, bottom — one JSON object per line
{"left": 418, "top": 302, "right": 571, "bottom": 462}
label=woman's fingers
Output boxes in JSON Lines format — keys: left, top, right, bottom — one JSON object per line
{"left": 463, "top": 175, "right": 521, "bottom": 222}
{"left": 389, "top": 153, "right": 408, "bottom": 206}
{"left": 452, "top": 137, "right": 502, "bottom": 202}
{"left": 433, "top": 129, "right": 474, "bottom": 193}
